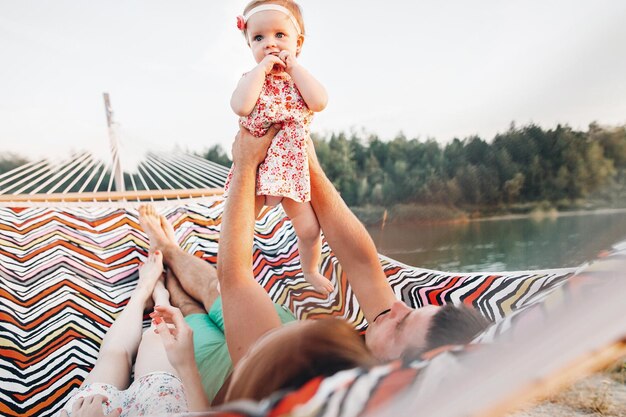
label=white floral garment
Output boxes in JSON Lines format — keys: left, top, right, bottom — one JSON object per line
{"left": 225, "top": 72, "right": 314, "bottom": 203}
{"left": 60, "top": 372, "right": 188, "bottom": 417}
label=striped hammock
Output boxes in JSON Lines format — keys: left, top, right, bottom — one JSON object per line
{"left": 0, "top": 199, "right": 588, "bottom": 417}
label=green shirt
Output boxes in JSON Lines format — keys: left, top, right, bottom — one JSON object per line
{"left": 184, "top": 296, "right": 297, "bottom": 403}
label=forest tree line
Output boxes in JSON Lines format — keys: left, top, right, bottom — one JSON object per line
{"left": 2, "top": 122, "right": 625, "bottom": 209}
{"left": 200, "top": 122, "right": 626, "bottom": 208}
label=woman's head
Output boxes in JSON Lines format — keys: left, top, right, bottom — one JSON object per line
{"left": 226, "top": 318, "right": 376, "bottom": 402}
{"left": 238, "top": 0, "right": 306, "bottom": 60}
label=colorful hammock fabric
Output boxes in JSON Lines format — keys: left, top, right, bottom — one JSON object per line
{"left": 0, "top": 200, "right": 578, "bottom": 417}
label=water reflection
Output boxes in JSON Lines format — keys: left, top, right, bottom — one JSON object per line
{"left": 366, "top": 210, "right": 626, "bottom": 272}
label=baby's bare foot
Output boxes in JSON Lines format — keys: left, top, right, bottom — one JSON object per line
{"left": 303, "top": 271, "right": 334, "bottom": 296}
{"left": 138, "top": 205, "right": 171, "bottom": 252}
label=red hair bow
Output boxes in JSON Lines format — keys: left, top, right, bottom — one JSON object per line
{"left": 236, "top": 15, "right": 246, "bottom": 31}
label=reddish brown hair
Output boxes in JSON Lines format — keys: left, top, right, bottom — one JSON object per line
{"left": 226, "top": 319, "right": 376, "bottom": 402}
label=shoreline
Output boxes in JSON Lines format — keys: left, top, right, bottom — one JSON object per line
{"left": 473, "top": 207, "right": 626, "bottom": 223}
{"left": 352, "top": 203, "right": 626, "bottom": 227}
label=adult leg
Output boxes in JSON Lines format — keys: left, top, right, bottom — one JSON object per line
{"left": 138, "top": 205, "right": 219, "bottom": 313}
{"left": 282, "top": 198, "right": 334, "bottom": 294}
{"left": 133, "top": 275, "right": 179, "bottom": 378}
{"left": 82, "top": 251, "right": 164, "bottom": 388}
{"left": 165, "top": 268, "right": 206, "bottom": 317}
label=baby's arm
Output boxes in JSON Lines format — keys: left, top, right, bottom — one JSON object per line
{"left": 231, "top": 55, "right": 286, "bottom": 116}
{"left": 281, "top": 51, "right": 328, "bottom": 112}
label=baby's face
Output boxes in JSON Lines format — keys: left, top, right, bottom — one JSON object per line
{"left": 246, "top": 10, "right": 302, "bottom": 65}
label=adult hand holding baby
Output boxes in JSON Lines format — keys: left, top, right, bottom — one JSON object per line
{"left": 232, "top": 125, "right": 281, "bottom": 170}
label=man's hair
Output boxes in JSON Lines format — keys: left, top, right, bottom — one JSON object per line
{"left": 423, "top": 304, "right": 492, "bottom": 353}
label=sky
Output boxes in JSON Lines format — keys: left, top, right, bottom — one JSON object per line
{"left": 1, "top": 0, "right": 625, "bottom": 164}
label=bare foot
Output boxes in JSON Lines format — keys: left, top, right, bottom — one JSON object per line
{"left": 303, "top": 271, "right": 334, "bottom": 295}
{"left": 138, "top": 205, "right": 172, "bottom": 252}
{"left": 159, "top": 215, "right": 178, "bottom": 245}
{"left": 132, "top": 251, "right": 164, "bottom": 307}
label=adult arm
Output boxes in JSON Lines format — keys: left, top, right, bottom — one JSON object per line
{"left": 216, "top": 125, "right": 283, "bottom": 366}
{"left": 307, "top": 138, "right": 396, "bottom": 322}
{"left": 154, "top": 305, "right": 210, "bottom": 411}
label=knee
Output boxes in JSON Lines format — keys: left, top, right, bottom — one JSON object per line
{"left": 294, "top": 221, "right": 320, "bottom": 244}
{"left": 140, "top": 328, "right": 160, "bottom": 346}
{"left": 97, "top": 344, "right": 133, "bottom": 368}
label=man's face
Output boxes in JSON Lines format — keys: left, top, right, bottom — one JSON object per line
{"left": 365, "top": 302, "right": 440, "bottom": 361}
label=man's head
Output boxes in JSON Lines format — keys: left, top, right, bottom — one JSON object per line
{"left": 365, "top": 301, "right": 491, "bottom": 361}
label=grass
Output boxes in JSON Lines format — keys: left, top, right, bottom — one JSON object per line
{"left": 509, "top": 358, "right": 626, "bottom": 417}
{"left": 553, "top": 378, "right": 615, "bottom": 415}
{"left": 609, "top": 360, "right": 626, "bottom": 385}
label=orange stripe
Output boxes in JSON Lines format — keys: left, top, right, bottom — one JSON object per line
{"left": 2, "top": 328, "right": 91, "bottom": 367}
{"left": 464, "top": 275, "right": 499, "bottom": 305}
{"left": 0, "top": 280, "right": 118, "bottom": 309}
{"left": 365, "top": 366, "right": 417, "bottom": 412}
{"left": 1, "top": 300, "right": 114, "bottom": 332}
{"left": 13, "top": 364, "right": 81, "bottom": 401}
{"left": 268, "top": 377, "right": 323, "bottom": 417}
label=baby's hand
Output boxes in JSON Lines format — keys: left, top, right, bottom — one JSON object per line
{"left": 259, "top": 54, "right": 285, "bottom": 75}
{"left": 279, "top": 50, "right": 298, "bottom": 72}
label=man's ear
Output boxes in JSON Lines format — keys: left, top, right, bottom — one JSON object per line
{"left": 296, "top": 35, "right": 304, "bottom": 56}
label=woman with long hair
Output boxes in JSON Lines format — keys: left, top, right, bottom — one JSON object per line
{"left": 151, "top": 124, "right": 376, "bottom": 404}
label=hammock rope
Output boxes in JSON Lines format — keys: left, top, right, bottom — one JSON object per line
{"left": 0, "top": 150, "right": 229, "bottom": 204}
{"left": 61, "top": 155, "right": 99, "bottom": 194}
{"left": 0, "top": 159, "right": 49, "bottom": 190}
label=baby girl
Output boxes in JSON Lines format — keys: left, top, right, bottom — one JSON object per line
{"left": 225, "top": 0, "right": 333, "bottom": 294}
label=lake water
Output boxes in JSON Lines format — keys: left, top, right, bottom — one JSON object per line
{"left": 366, "top": 209, "right": 626, "bottom": 272}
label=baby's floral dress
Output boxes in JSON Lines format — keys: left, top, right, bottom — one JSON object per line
{"left": 61, "top": 372, "right": 188, "bottom": 416}
{"left": 224, "top": 72, "right": 314, "bottom": 203}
